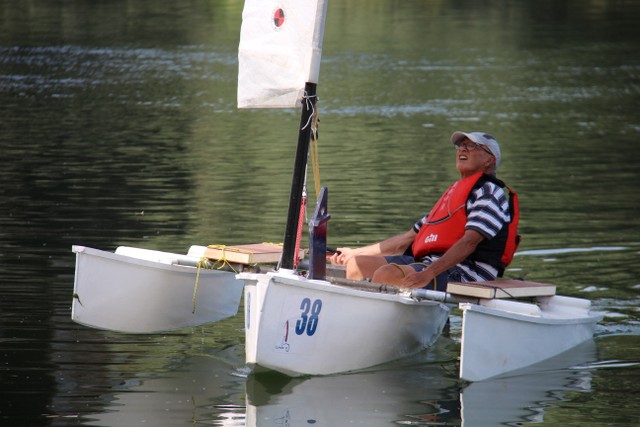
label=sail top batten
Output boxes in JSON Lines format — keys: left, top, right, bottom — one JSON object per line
{"left": 238, "top": 0, "right": 328, "bottom": 109}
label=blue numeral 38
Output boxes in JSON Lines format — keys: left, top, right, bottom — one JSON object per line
{"left": 295, "top": 298, "right": 322, "bottom": 336}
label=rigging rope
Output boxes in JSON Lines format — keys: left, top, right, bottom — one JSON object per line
{"left": 309, "top": 106, "right": 321, "bottom": 198}
{"left": 301, "top": 91, "right": 322, "bottom": 198}
{"left": 292, "top": 92, "right": 322, "bottom": 267}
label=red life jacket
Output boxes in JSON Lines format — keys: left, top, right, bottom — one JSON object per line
{"left": 411, "top": 173, "right": 521, "bottom": 275}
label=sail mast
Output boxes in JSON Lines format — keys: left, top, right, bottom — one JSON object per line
{"left": 281, "top": 82, "right": 317, "bottom": 270}
{"left": 237, "top": 0, "right": 328, "bottom": 269}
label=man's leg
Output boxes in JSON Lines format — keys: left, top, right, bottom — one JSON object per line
{"left": 371, "top": 263, "right": 416, "bottom": 286}
{"left": 373, "top": 262, "right": 450, "bottom": 291}
{"left": 345, "top": 255, "right": 389, "bottom": 280}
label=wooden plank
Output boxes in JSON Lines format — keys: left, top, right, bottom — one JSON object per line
{"left": 204, "top": 243, "right": 305, "bottom": 265}
{"left": 446, "top": 280, "right": 556, "bottom": 299}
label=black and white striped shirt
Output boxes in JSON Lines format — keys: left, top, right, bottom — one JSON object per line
{"left": 414, "top": 181, "right": 511, "bottom": 281}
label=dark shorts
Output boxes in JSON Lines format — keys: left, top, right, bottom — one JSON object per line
{"left": 383, "top": 255, "right": 461, "bottom": 292}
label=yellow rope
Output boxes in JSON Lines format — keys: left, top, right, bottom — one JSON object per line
{"left": 204, "top": 244, "right": 239, "bottom": 272}
{"left": 192, "top": 257, "right": 205, "bottom": 313}
{"left": 191, "top": 252, "right": 239, "bottom": 314}
{"left": 388, "top": 263, "right": 407, "bottom": 278}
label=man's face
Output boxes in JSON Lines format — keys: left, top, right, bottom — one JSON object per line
{"left": 454, "top": 137, "right": 495, "bottom": 177}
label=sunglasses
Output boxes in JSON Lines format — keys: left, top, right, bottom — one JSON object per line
{"left": 454, "top": 141, "right": 494, "bottom": 157}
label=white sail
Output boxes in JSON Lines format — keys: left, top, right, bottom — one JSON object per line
{"left": 238, "top": 0, "right": 328, "bottom": 108}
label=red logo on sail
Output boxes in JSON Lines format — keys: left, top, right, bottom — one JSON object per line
{"left": 273, "top": 8, "right": 285, "bottom": 28}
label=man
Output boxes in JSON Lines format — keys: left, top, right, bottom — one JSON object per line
{"left": 330, "top": 131, "right": 520, "bottom": 290}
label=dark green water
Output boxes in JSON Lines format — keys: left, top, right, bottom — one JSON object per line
{"left": 1, "top": 0, "right": 639, "bottom": 425}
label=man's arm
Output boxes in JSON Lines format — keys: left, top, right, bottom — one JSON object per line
{"left": 331, "top": 229, "right": 416, "bottom": 265}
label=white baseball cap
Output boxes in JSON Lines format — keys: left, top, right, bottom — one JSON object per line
{"left": 451, "top": 131, "right": 501, "bottom": 169}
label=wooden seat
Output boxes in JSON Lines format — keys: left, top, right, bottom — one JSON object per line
{"left": 446, "top": 280, "right": 556, "bottom": 299}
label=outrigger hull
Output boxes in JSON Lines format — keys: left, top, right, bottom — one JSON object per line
{"left": 71, "top": 245, "right": 244, "bottom": 333}
{"left": 240, "top": 271, "right": 450, "bottom": 377}
{"left": 459, "top": 295, "right": 602, "bottom": 381}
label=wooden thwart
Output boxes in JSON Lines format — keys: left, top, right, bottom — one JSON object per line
{"left": 446, "top": 280, "right": 556, "bottom": 299}
{"left": 204, "top": 243, "right": 305, "bottom": 265}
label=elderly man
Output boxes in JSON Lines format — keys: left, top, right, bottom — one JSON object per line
{"left": 330, "top": 131, "right": 520, "bottom": 290}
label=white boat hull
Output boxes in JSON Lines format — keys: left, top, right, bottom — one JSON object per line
{"left": 72, "top": 245, "right": 244, "bottom": 333}
{"left": 459, "top": 295, "right": 602, "bottom": 381}
{"left": 240, "top": 271, "right": 450, "bottom": 376}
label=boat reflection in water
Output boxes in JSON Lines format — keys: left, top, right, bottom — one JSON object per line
{"left": 246, "top": 366, "right": 460, "bottom": 426}
{"left": 80, "top": 340, "right": 597, "bottom": 426}
{"left": 246, "top": 340, "right": 598, "bottom": 426}
{"left": 459, "top": 340, "right": 597, "bottom": 425}
{"left": 78, "top": 350, "right": 248, "bottom": 426}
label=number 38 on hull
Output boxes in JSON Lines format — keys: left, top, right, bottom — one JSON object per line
{"left": 240, "top": 270, "right": 450, "bottom": 377}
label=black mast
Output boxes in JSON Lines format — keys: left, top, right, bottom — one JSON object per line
{"left": 280, "top": 81, "right": 317, "bottom": 270}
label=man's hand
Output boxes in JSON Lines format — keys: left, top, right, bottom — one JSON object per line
{"left": 329, "top": 247, "right": 355, "bottom": 266}
{"left": 401, "top": 268, "right": 435, "bottom": 289}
